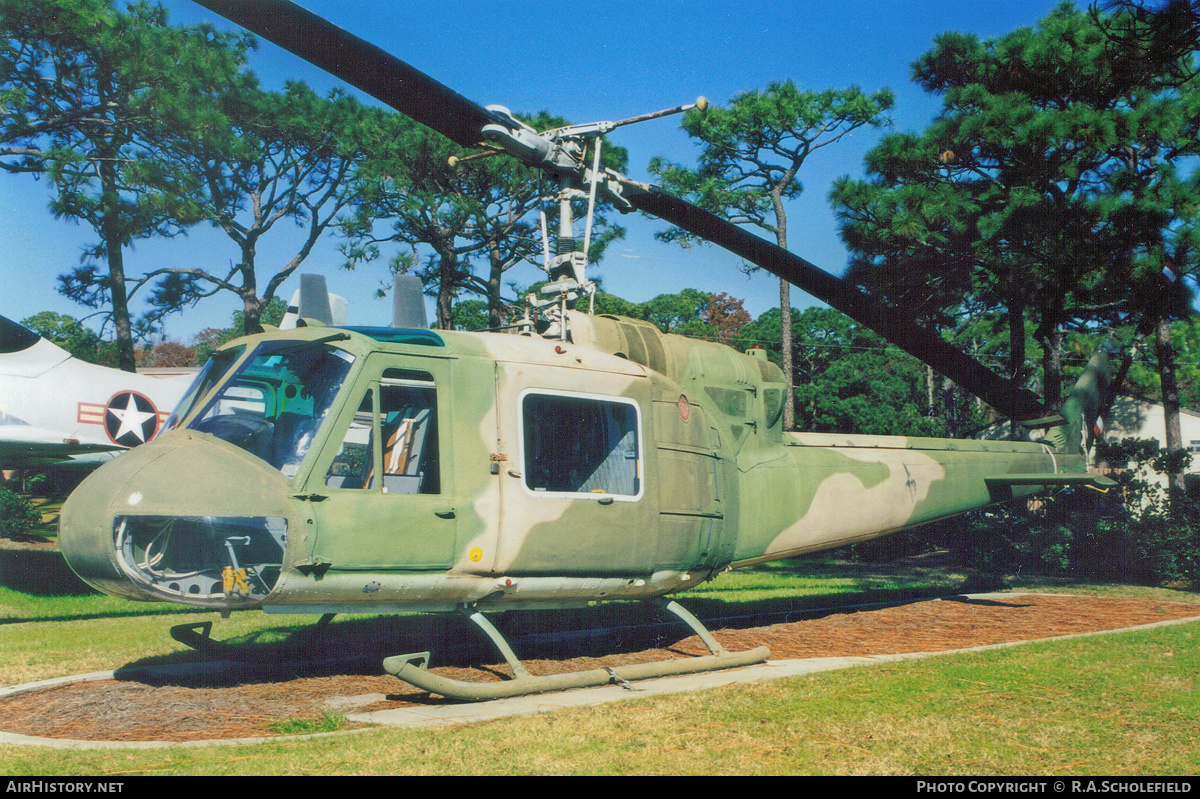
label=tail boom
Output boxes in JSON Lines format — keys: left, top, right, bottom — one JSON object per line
{"left": 732, "top": 432, "right": 1093, "bottom": 566}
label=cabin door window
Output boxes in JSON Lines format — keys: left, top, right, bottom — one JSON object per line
{"left": 520, "top": 391, "right": 642, "bottom": 500}
{"left": 309, "top": 365, "right": 453, "bottom": 570}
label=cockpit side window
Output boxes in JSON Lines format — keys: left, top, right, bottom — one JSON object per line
{"left": 188, "top": 341, "right": 355, "bottom": 477}
{"left": 163, "top": 345, "right": 246, "bottom": 432}
{"left": 322, "top": 369, "right": 440, "bottom": 495}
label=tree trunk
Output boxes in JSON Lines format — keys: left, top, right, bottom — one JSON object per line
{"left": 772, "top": 190, "right": 795, "bottom": 431}
{"left": 926, "top": 364, "right": 935, "bottom": 416}
{"left": 941, "top": 375, "right": 957, "bottom": 435}
{"left": 240, "top": 257, "right": 261, "bottom": 335}
{"left": 99, "top": 159, "right": 137, "bottom": 374}
{"left": 1155, "top": 315, "right": 1186, "bottom": 506}
{"left": 1038, "top": 323, "right": 1062, "bottom": 415}
{"left": 242, "top": 295, "right": 263, "bottom": 336}
{"left": 435, "top": 249, "right": 457, "bottom": 329}
{"left": 105, "top": 240, "right": 137, "bottom": 374}
{"left": 1007, "top": 299, "right": 1025, "bottom": 439}
{"left": 487, "top": 245, "right": 505, "bottom": 331}
{"left": 779, "top": 278, "right": 794, "bottom": 430}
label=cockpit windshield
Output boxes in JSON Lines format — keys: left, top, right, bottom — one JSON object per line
{"left": 163, "top": 345, "right": 246, "bottom": 432}
{"left": 187, "top": 340, "right": 356, "bottom": 477}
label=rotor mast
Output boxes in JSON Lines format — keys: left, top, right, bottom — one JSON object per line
{"left": 476, "top": 101, "right": 707, "bottom": 338}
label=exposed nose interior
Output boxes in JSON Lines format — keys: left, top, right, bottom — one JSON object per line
{"left": 114, "top": 515, "right": 287, "bottom": 607}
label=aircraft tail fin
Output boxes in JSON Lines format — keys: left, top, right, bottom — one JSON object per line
{"left": 0, "top": 314, "right": 42, "bottom": 354}
{"left": 0, "top": 314, "right": 75, "bottom": 378}
{"left": 1042, "top": 346, "right": 1114, "bottom": 457}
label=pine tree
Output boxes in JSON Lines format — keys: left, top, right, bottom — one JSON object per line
{"left": 650, "top": 81, "right": 894, "bottom": 430}
{"left": 1, "top": 0, "right": 250, "bottom": 369}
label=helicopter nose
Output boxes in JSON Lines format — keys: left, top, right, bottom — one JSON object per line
{"left": 60, "top": 432, "right": 300, "bottom": 606}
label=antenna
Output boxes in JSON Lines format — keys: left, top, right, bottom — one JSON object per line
{"left": 391, "top": 274, "right": 428, "bottom": 329}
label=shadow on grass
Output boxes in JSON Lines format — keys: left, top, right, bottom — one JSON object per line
{"left": 0, "top": 548, "right": 89, "bottom": 596}
{"left": 0, "top": 547, "right": 210, "bottom": 625}
{"left": 112, "top": 607, "right": 759, "bottom": 692}
{"left": 1, "top": 604, "right": 209, "bottom": 626}
{"left": 105, "top": 559, "right": 1031, "bottom": 691}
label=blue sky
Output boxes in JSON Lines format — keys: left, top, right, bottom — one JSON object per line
{"left": 0, "top": 0, "right": 1077, "bottom": 341}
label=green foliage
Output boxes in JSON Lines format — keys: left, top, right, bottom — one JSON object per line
{"left": 833, "top": 2, "right": 1200, "bottom": 411}
{"left": 191, "top": 296, "right": 286, "bottom": 363}
{"left": 344, "top": 111, "right": 626, "bottom": 330}
{"left": 651, "top": 79, "right": 894, "bottom": 430}
{"left": 896, "top": 439, "right": 1200, "bottom": 587}
{"left": 140, "top": 80, "right": 389, "bottom": 333}
{"left": 1122, "top": 317, "right": 1200, "bottom": 410}
{"left": 735, "top": 307, "right": 981, "bottom": 436}
{"left": 590, "top": 290, "right": 641, "bottom": 318}
{"left": 639, "top": 288, "right": 714, "bottom": 335}
{"left": 446, "top": 298, "right": 489, "bottom": 331}
{"left": 1097, "top": 436, "right": 1194, "bottom": 506}
{"left": 651, "top": 81, "right": 895, "bottom": 244}
{"left": 0, "top": 485, "right": 40, "bottom": 540}
{"left": 1, "top": 0, "right": 254, "bottom": 369}
{"left": 19, "top": 311, "right": 118, "bottom": 366}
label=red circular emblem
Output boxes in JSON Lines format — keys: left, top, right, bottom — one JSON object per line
{"left": 678, "top": 395, "right": 690, "bottom": 421}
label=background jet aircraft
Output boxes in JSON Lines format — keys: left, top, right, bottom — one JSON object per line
{"left": 0, "top": 314, "right": 193, "bottom": 468}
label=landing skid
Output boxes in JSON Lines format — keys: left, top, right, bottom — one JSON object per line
{"left": 383, "top": 599, "right": 770, "bottom": 702}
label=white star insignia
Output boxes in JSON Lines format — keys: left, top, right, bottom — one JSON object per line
{"left": 108, "top": 394, "right": 157, "bottom": 443}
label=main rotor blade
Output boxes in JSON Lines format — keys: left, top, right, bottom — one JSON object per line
{"left": 191, "top": 1, "right": 1041, "bottom": 420}
{"left": 625, "top": 184, "right": 1045, "bottom": 420}
{"left": 191, "top": 0, "right": 494, "bottom": 148}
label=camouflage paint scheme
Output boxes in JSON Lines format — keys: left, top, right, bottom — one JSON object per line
{"left": 59, "top": 311, "right": 1094, "bottom": 615}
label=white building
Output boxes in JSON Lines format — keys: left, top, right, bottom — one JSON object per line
{"left": 1098, "top": 395, "right": 1200, "bottom": 473}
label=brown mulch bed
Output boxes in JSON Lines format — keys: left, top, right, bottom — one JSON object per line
{"left": 3, "top": 594, "right": 1198, "bottom": 743}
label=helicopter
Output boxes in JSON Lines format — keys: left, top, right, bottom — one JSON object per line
{"left": 59, "top": 0, "right": 1117, "bottom": 701}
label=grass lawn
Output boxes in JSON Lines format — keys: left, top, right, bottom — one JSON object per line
{"left": 0, "top": 556, "right": 1197, "bottom": 775}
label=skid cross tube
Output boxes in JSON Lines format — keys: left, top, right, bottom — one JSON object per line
{"left": 382, "top": 600, "right": 770, "bottom": 702}
{"left": 463, "top": 608, "right": 530, "bottom": 679}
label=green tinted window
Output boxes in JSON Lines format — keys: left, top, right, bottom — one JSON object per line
{"left": 189, "top": 341, "right": 355, "bottom": 477}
